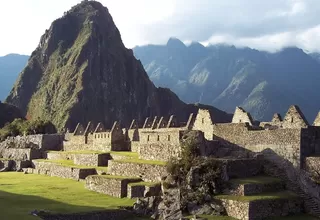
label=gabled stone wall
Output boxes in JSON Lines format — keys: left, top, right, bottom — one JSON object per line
{"left": 231, "top": 107, "right": 253, "bottom": 126}
{"left": 282, "top": 105, "right": 309, "bottom": 129}
{"left": 192, "top": 109, "right": 214, "bottom": 140}
{"left": 313, "top": 112, "right": 320, "bottom": 126}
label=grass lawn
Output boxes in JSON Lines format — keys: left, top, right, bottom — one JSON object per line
{"left": 115, "top": 158, "right": 167, "bottom": 166}
{"left": 47, "top": 150, "right": 106, "bottom": 155}
{"left": 109, "top": 151, "right": 139, "bottom": 158}
{"left": 267, "top": 215, "right": 320, "bottom": 220}
{"left": 229, "top": 176, "right": 283, "bottom": 185}
{"left": 215, "top": 191, "right": 299, "bottom": 202}
{"left": 128, "top": 181, "right": 160, "bottom": 187}
{"left": 0, "top": 172, "right": 137, "bottom": 220}
{"left": 34, "top": 159, "right": 109, "bottom": 171}
{"left": 185, "top": 215, "right": 237, "bottom": 219}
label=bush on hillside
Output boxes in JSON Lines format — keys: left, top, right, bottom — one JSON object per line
{"left": 166, "top": 135, "right": 226, "bottom": 212}
{"left": 0, "top": 118, "right": 57, "bottom": 141}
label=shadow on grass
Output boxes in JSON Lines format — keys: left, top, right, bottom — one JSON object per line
{"left": 0, "top": 190, "right": 148, "bottom": 220}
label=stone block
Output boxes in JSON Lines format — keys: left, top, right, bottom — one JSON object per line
{"left": 219, "top": 192, "right": 302, "bottom": 220}
{"left": 127, "top": 184, "right": 145, "bottom": 198}
{"left": 0, "top": 148, "right": 42, "bottom": 160}
{"left": 32, "top": 161, "right": 96, "bottom": 180}
{"left": 86, "top": 175, "right": 141, "bottom": 198}
{"left": 73, "top": 153, "right": 110, "bottom": 167}
{"left": 108, "top": 160, "right": 167, "bottom": 182}
{"left": 224, "top": 176, "right": 284, "bottom": 196}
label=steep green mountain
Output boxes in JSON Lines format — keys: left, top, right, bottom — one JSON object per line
{"left": 0, "top": 101, "right": 23, "bottom": 128}
{"left": 5, "top": 2, "right": 231, "bottom": 130}
{"left": 134, "top": 40, "right": 320, "bottom": 122}
{"left": 0, "top": 54, "right": 29, "bottom": 100}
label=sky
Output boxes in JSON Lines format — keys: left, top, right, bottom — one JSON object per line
{"left": 1, "top": 0, "right": 320, "bottom": 56}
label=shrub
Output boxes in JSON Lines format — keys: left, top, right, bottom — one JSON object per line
{"left": 0, "top": 118, "right": 57, "bottom": 141}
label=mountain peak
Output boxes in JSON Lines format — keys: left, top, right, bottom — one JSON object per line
{"left": 6, "top": 1, "right": 229, "bottom": 130}
{"left": 166, "top": 37, "right": 186, "bottom": 49}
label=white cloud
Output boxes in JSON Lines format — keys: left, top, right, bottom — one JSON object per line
{"left": 0, "top": 0, "right": 320, "bottom": 56}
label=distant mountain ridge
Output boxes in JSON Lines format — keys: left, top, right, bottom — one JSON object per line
{"left": 134, "top": 38, "right": 320, "bottom": 122}
{"left": 0, "top": 54, "right": 29, "bottom": 100}
{"left": 5, "top": 2, "right": 231, "bottom": 130}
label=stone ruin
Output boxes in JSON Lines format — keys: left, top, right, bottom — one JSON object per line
{"left": 1, "top": 105, "right": 320, "bottom": 219}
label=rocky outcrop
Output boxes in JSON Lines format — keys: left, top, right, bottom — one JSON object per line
{"left": 5, "top": 1, "right": 231, "bottom": 130}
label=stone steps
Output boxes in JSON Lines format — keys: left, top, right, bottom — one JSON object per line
{"left": 85, "top": 175, "right": 142, "bottom": 198}
{"left": 224, "top": 176, "right": 285, "bottom": 196}
{"left": 108, "top": 159, "right": 167, "bottom": 182}
{"left": 217, "top": 191, "right": 302, "bottom": 220}
{"left": 127, "top": 181, "right": 161, "bottom": 198}
{"left": 31, "top": 159, "right": 108, "bottom": 180}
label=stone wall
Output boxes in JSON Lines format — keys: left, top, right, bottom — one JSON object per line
{"left": 301, "top": 127, "right": 320, "bottom": 157}
{"left": 139, "top": 142, "right": 181, "bottom": 161}
{"left": 63, "top": 135, "right": 86, "bottom": 150}
{"left": 32, "top": 161, "right": 96, "bottom": 180}
{"left": 305, "top": 157, "right": 320, "bottom": 182}
{"left": 73, "top": 153, "right": 110, "bottom": 166}
{"left": 47, "top": 152, "right": 74, "bottom": 160}
{"left": 313, "top": 112, "right": 320, "bottom": 126}
{"left": 221, "top": 198, "right": 301, "bottom": 220}
{"left": 86, "top": 175, "right": 141, "bottom": 198}
{"left": 282, "top": 105, "right": 309, "bottom": 129}
{"left": 41, "top": 135, "right": 64, "bottom": 151}
{"left": 131, "top": 141, "right": 140, "bottom": 152}
{"left": 225, "top": 180, "right": 284, "bottom": 196}
{"left": 41, "top": 210, "right": 137, "bottom": 220}
{"left": 92, "top": 131, "right": 112, "bottom": 149}
{"left": 212, "top": 123, "right": 302, "bottom": 167}
{"left": 127, "top": 184, "right": 145, "bottom": 198}
{"left": 231, "top": 107, "right": 253, "bottom": 125}
{"left": 0, "top": 134, "right": 63, "bottom": 150}
{"left": 0, "top": 159, "right": 31, "bottom": 171}
{"left": 138, "top": 129, "right": 182, "bottom": 161}
{"left": 108, "top": 160, "right": 167, "bottom": 182}
{"left": 192, "top": 109, "right": 214, "bottom": 140}
{"left": 0, "top": 148, "right": 42, "bottom": 160}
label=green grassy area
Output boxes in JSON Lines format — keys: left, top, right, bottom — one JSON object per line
{"left": 47, "top": 150, "right": 107, "bottom": 155}
{"left": 267, "top": 215, "right": 320, "bottom": 220}
{"left": 114, "top": 158, "right": 167, "bottom": 166}
{"left": 47, "top": 150, "right": 139, "bottom": 158}
{"left": 0, "top": 172, "right": 137, "bottom": 220}
{"left": 229, "top": 176, "right": 283, "bottom": 185}
{"left": 128, "top": 181, "right": 160, "bottom": 187}
{"left": 34, "top": 159, "right": 108, "bottom": 171}
{"left": 185, "top": 215, "right": 237, "bottom": 219}
{"left": 216, "top": 191, "right": 299, "bottom": 202}
{"left": 0, "top": 158, "right": 10, "bottom": 161}
{"left": 109, "top": 151, "right": 139, "bottom": 158}
{"left": 90, "top": 175, "right": 141, "bottom": 180}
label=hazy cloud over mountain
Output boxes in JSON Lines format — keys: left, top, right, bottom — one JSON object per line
{"left": 1, "top": 0, "right": 320, "bottom": 55}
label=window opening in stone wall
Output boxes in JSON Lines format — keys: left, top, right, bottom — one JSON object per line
{"left": 239, "top": 119, "right": 242, "bottom": 122}
{"left": 157, "top": 135, "right": 160, "bottom": 141}
{"left": 202, "top": 118, "right": 204, "bottom": 124}
{"left": 168, "top": 135, "right": 170, "bottom": 141}
{"left": 108, "top": 134, "right": 110, "bottom": 138}
{"left": 104, "top": 134, "right": 106, "bottom": 138}
{"left": 147, "top": 135, "right": 150, "bottom": 141}
{"left": 291, "top": 117, "right": 294, "bottom": 123}
{"left": 95, "top": 134, "right": 96, "bottom": 138}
